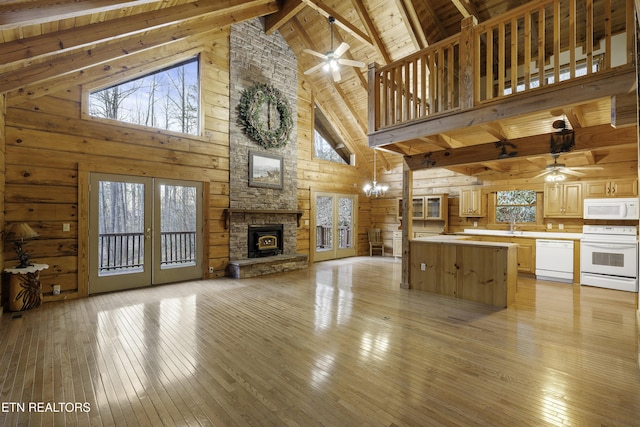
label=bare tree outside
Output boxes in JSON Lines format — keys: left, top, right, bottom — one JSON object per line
{"left": 89, "top": 57, "right": 199, "bottom": 135}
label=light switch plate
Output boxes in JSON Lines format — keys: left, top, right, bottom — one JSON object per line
{"left": 63, "top": 223, "right": 70, "bottom": 232}
{"left": 547, "top": 223, "right": 552, "bottom": 229}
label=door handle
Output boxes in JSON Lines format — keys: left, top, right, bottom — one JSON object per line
{"left": 145, "top": 228, "right": 151, "bottom": 240}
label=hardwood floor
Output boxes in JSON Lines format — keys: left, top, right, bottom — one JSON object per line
{"left": 1, "top": 256, "right": 639, "bottom": 426}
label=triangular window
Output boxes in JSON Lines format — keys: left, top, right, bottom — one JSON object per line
{"left": 314, "top": 105, "right": 351, "bottom": 164}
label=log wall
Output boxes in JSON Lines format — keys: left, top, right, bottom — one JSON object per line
{"left": 296, "top": 75, "right": 373, "bottom": 258}
{"left": 3, "top": 32, "right": 232, "bottom": 299}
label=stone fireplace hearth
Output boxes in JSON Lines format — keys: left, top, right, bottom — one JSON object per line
{"left": 226, "top": 18, "right": 308, "bottom": 278}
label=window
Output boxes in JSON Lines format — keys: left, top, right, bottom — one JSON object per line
{"left": 496, "top": 190, "right": 536, "bottom": 223}
{"left": 88, "top": 57, "right": 199, "bottom": 135}
{"left": 314, "top": 105, "right": 350, "bottom": 164}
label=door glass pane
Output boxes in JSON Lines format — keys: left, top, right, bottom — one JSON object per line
{"left": 98, "top": 180, "right": 145, "bottom": 276}
{"left": 316, "top": 196, "right": 334, "bottom": 251}
{"left": 338, "top": 197, "right": 353, "bottom": 249}
{"left": 160, "top": 184, "right": 197, "bottom": 269}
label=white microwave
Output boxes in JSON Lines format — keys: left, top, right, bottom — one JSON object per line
{"left": 583, "top": 198, "right": 640, "bottom": 220}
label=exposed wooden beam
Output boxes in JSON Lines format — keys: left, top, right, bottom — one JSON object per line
{"left": 300, "top": 0, "right": 373, "bottom": 46}
{"left": 0, "top": 0, "right": 276, "bottom": 73}
{"left": 405, "top": 124, "right": 637, "bottom": 170}
{"left": 395, "top": 0, "right": 428, "bottom": 49}
{"left": 481, "top": 122, "right": 510, "bottom": 140}
{"left": 0, "top": 0, "right": 186, "bottom": 31}
{"left": 611, "top": 92, "right": 638, "bottom": 128}
{"left": 0, "top": 1, "right": 278, "bottom": 94}
{"left": 264, "top": 0, "right": 305, "bottom": 35}
{"left": 450, "top": 0, "right": 481, "bottom": 20}
{"left": 563, "top": 106, "right": 585, "bottom": 129}
{"left": 351, "top": 0, "right": 392, "bottom": 64}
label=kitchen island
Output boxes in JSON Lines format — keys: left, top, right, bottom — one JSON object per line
{"left": 410, "top": 236, "right": 517, "bottom": 307}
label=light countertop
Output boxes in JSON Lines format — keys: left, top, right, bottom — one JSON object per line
{"left": 460, "top": 229, "right": 583, "bottom": 240}
{"left": 412, "top": 235, "right": 517, "bottom": 247}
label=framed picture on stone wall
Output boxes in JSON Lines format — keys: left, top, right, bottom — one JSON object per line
{"left": 249, "top": 151, "right": 283, "bottom": 189}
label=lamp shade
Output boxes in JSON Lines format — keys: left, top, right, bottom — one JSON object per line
{"left": 5, "top": 223, "right": 40, "bottom": 241}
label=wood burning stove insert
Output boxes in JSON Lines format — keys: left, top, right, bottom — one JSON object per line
{"left": 248, "top": 224, "right": 283, "bottom": 258}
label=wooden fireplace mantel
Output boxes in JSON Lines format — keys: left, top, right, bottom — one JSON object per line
{"left": 223, "top": 209, "right": 304, "bottom": 229}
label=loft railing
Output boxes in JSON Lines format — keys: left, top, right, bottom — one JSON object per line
{"left": 368, "top": 0, "right": 634, "bottom": 133}
{"left": 98, "top": 231, "right": 196, "bottom": 273}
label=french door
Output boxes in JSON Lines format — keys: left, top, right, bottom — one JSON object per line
{"left": 313, "top": 192, "right": 357, "bottom": 261}
{"left": 89, "top": 173, "right": 203, "bottom": 294}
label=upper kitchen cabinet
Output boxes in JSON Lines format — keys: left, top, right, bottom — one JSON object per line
{"left": 583, "top": 178, "right": 638, "bottom": 198}
{"left": 459, "top": 187, "right": 485, "bottom": 218}
{"left": 425, "top": 195, "right": 448, "bottom": 220}
{"left": 544, "top": 182, "right": 583, "bottom": 217}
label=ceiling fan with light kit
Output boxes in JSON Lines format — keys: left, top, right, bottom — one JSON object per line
{"left": 303, "top": 16, "right": 365, "bottom": 82}
{"left": 534, "top": 117, "right": 602, "bottom": 182}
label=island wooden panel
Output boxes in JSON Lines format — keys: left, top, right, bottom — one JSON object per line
{"left": 410, "top": 239, "right": 517, "bottom": 307}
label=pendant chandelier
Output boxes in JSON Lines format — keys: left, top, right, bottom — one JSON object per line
{"left": 363, "top": 149, "right": 388, "bottom": 198}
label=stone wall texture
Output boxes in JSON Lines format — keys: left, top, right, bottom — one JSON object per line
{"left": 229, "top": 18, "right": 299, "bottom": 261}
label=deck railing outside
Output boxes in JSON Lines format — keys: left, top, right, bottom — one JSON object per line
{"left": 369, "top": 0, "right": 634, "bottom": 132}
{"left": 98, "top": 231, "right": 196, "bottom": 273}
{"left": 316, "top": 226, "right": 352, "bottom": 250}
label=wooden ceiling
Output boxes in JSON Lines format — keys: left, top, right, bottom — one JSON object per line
{"left": 0, "top": 0, "right": 636, "bottom": 178}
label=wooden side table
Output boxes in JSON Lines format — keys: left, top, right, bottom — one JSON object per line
{"left": 4, "top": 263, "right": 49, "bottom": 312}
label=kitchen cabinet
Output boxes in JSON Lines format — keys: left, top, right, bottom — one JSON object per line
{"left": 424, "top": 194, "right": 447, "bottom": 220}
{"left": 544, "top": 182, "right": 583, "bottom": 217}
{"left": 392, "top": 231, "right": 402, "bottom": 257}
{"left": 398, "top": 197, "right": 426, "bottom": 220}
{"left": 583, "top": 178, "right": 637, "bottom": 198}
{"left": 410, "top": 239, "right": 517, "bottom": 307}
{"left": 459, "top": 187, "right": 485, "bottom": 217}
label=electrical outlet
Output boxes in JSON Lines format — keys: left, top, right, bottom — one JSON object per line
{"left": 547, "top": 223, "right": 552, "bottom": 230}
{"left": 420, "top": 263, "right": 426, "bottom": 271}
{"left": 473, "top": 221, "right": 478, "bottom": 228}
{"left": 208, "top": 267, "right": 214, "bottom": 273}
{"left": 559, "top": 224, "right": 564, "bottom": 230}
{"left": 63, "top": 223, "right": 70, "bottom": 232}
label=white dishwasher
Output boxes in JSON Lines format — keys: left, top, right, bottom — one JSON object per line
{"left": 536, "top": 239, "right": 574, "bottom": 283}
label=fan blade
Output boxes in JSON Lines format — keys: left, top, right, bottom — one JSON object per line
{"left": 338, "top": 58, "right": 365, "bottom": 68}
{"left": 332, "top": 67, "right": 342, "bottom": 82}
{"left": 333, "top": 42, "right": 349, "bottom": 58}
{"left": 559, "top": 168, "right": 585, "bottom": 176}
{"left": 304, "top": 62, "right": 326, "bottom": 75}
{"left": 570, "top": 166, "right": 604, "bottom": 170}
{"left": 303, "top": 48, "right": 327, "bottom": 59}
{"left": 533, "top": 170, "right": 552, "bottom": 178}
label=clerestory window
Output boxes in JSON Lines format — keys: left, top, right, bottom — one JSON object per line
{"left": 88, "top": 57, "right": 199, "bottom": 135}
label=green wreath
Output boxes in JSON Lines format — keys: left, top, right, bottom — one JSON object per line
{"left": 238, "top": 83, "right": 293, "bottom": 149}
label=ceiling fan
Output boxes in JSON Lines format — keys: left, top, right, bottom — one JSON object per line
{"left": 534, "top": 118, "right": 602, "bottom": 181}
{"left": 303, "top": 16, "right": 365, "bottom": 82}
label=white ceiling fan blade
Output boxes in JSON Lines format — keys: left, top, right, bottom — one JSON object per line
{"left": 338, "top": 58, "right": 365, "bottom": 68}
{"left": 303, "top": 48, "right": 328, "bottom": 59}
{"left": 304, "top": 62, "right": 326, "bottom": 75}
{"left": 332, "top": 67, "right": 342, "bottom": 82}
{"left": 570, "top": 166, "right": 604, "bottom": 170}
{"left": 533, "top": 169, "right": 552, "bottom": 178}
{"left": 333, "top": 42, "right": 349, "bottom": 58}
{"left": 559, "top": 168, "right": 585, "bottom": 176}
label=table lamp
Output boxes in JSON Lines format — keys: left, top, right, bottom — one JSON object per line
{"left": 5, "top": 223, "right": 40, "bottom": 268}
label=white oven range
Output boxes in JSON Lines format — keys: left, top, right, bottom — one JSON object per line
{"left": 580, "top": 225, "right": 638, "bottom": 292}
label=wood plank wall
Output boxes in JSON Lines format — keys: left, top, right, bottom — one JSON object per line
{"left": 296, "top": 75, "right": 373, "bottom": 259}
{"left": 3, "top": 32, "right": 232, "bottom": 299}
{"left": 0, "top": 30, "right": 377, "bottom": 301}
